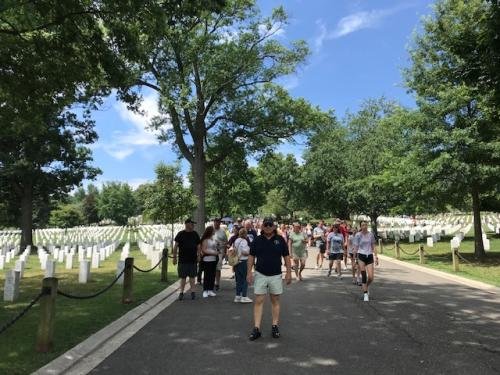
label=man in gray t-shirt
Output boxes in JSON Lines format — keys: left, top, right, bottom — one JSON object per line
{"left": 213, "top": 218, "right": 228, "bottom": 290}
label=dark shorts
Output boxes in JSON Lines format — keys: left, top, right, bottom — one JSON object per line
{"left": 329, "top": 253, "right": 343, "bottom": 261}
{"left": 178, "top": 262, "right": 197, "bottom": 278}
{"left": 357, "top": 254, "right": 374, "bottom": 266}
{"left": 317, "top": 241, "right": 326, "bottom": 253}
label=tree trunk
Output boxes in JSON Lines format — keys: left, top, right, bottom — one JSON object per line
{"left": 20, "top": 182, "right": 34, "bottom": 251}
{"left": 471, "top": 187, "right": 486, "bottom": 259}
{"left": 192, "top": 154, "right": 206, "bottom": 235}
{"left": 370, "top": 213, "right": 379, "bottom": 238}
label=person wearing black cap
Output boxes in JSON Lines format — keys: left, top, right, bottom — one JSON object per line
{"left": 247, "top": 217, "right": 292, "bottom": 341}
{"left": 173, "top": 219, "right": 200, "bottom": 300}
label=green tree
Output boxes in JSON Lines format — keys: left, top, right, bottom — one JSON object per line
{"left": 144, "top": 163, "right": 197, "bottom": 248}
{"left": 49, "top": 203, "right": 85, "bottom": 228}
{"left": 259, "top": 189, "right": 288, "bottom": 219}
{"left": 206, "top": 146, "right": 264, "bottom": 218}
{"left": 405, "top": 0, "right": 500, "bottom": 258}
{"left": 134, "top": 182, "right": 155, "bottom": 218}
{"left": 135, "top": 0, "right": 329, "bottom": 233}
{"left": 301, "top": 116, "right": 350, "bottom": 219}
{"left": 98, "top": 182, "right": 137, "bottom": 225}
{"left": 255, "top": 152, "right": 303, "bottom": 218}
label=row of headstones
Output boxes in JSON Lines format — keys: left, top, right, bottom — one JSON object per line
{"left": 3, "top": 242, "right": 126, "bottom": 302}
{"left": 137, "top": 239, "right": 166, "bottom": 268}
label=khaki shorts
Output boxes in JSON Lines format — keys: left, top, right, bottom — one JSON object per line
{"left": 254, "top": 271, "right": 283, "bottom": 295}
{"left": 216, "top": 253, "right": 224, "bottom": 271}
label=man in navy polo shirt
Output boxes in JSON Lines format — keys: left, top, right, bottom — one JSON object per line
{"left": 247, "top": 217, "right": 292, "bottom": 341}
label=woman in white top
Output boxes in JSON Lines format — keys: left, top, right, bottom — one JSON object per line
{"left": 231, "top": 228, "right": 252, "bottom": 303}
{"left": 353, "top": 221, "right": 378, "bottom": 301}
{"left": 200, "top": 226, "right": 218, "bottom": 298}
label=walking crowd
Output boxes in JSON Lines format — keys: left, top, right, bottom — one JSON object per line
{"left": 172, "top": 216, "right": 378, "bottom": 340}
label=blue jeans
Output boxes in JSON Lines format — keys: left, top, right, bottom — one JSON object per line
{"left": 235, "top": 260, "right": 248, "bottom": 297}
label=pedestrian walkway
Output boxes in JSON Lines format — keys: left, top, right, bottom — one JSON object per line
{"left": 89, "top": 249, "right": 500, "bottom": 375}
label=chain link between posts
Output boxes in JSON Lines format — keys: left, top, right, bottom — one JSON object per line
{"left": 133, "top": 254, "right": 166, "bottom": 273}
{"left": 0, "top": 291, "right": 45, "bottom": 336}
{"left": 455, "top": 249, "right": 474, "bottom": 265}
{"left": 398, "top": 245, "right": 421, "bottom": 256}
{"left": 57, "top": 269, "right": 125, "bottom": 300}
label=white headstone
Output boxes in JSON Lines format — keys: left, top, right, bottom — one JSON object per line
{"left": 57, "top": 251, "right": 65, "bottom": 263}
{"left": 3, "top": 270, "right": 20, "bottom": 302}
{"left": 5, "top": 252, "right": 11, "bottom": 263}
{"left": 79, "top": 260, "right": 90, "bottom": 283}
{"left": 409, "top": 234, "right": 415, "bottom": 243}
{"left": 14, "top": 260, "right": 25, "bottom": 279}
{"left": 151, "top": 251, "right": 162, "bottom": 270}
{"left": 450, "top": 237, "right": 460, "bottom": 249}
{"left": 99, "top": 249, "right": 105, "bottom": 261}
{"left": 0, "top": 255, "right": 5, "bottom": 270}
{"left": 116, "top": 260, "right": 125, "bottom": 285}
{"left": 65, "top": 254, "right": 74, "bottom": 270}
{"left": 78, "top": 248, "right": 84, "bottom": 262}
{"left": 426, "top": 237, "right": 434, "bottom": 247}
{"left": 45, "top": 260, "right": 56, "bottom": 277}
{"left": 40, "top": 253, "right": 48, "bottom": 270}
{"left": 53, "top": 248, "right": 59, "bottom": 260}
{"left": 91, "top": 252, "right": 100, "bottom": 269}
{"left": 484, "top": 239, "right": 490, "bottom": 251}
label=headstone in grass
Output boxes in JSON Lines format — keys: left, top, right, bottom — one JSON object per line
{"left": 40, "top": 253, "right": 48, "bottom": 270}
{"left": 0, "top": 255, "right": 5, "bottom": 270}
{"left": 91, "top": 251, "right": 100, "bottom": 269}
{"left": 14, "top": 260, "right": 25, "bottom": 278}
{"left": 3, "top": 270, "right": 20, "bottom": 302}
{"left": 79, "top": 260, "right": 90, "bottom": 283}
{"left": 65, "top": 254, "right": 74, "bottom": 269}
{"left": 427, "top": 237, "right": 434, "bottom": 247}
{"left": 99, "top": 248, "right": 106, "bottom": 261}
{"left": 6, "top": 251, "right": 11, "bottom": 263}
{"left": 484, "top": 239, "right": 490, "bottom": 251}
{"left": 116, "top": 260, "right": 125, "bottom": 285}
{"left": 58, "top": 250, "right": 65, "bottom": 263}
{"left": 409, "top": 234, "right": 415, "bottom": 243}
{"left": 45, "top": 260, "right": 56, "bottom": 277}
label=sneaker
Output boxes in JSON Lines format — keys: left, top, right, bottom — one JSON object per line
{"left": 343, "top": 265, "right": 348, "bottom": 271}
{"left": 240, "top": 296, "right": 253, "bottom": 303}
{"left": 327, "top": 270, "right": 331, "bottom": 277}
{"left": 271, "top": 325, "right": 280, "bottom": 339}
{"left": 215, "top": 284, "right": 220, "bottom": 291}
{"left": 249, "top": 327, "right": 261, "bottom": 341}
{"left": 336, "top": 273, "right": 342, "bottom": 280}
{"left": 203, "top": 291, "right": 209, "bottom": 298}
{"left": 315, "top": 265, "right": 319, "bottom": 270}
{"left": 178, "top": 292, "right": 184, "bottom": 301}
{"left": 208, "top": 291, "right": 217, "bottom": 297}
{"left": 234, "top": 295, "right": 242, "bottom": 303}
{"left": 230, "top": 274, "right": 235, "bottom": 279}
{"left": 363, "top": 293, "right": 369, "bottom": 302}
{"left": 191, "top": 292, "right": 196, "bottom": 300}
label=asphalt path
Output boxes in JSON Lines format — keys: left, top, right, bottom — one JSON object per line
{"left": 90, "top": 248, "right": 500, "bottom": 375}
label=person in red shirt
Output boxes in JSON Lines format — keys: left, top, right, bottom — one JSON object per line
{"left": 336, "top": 219, "right": 349, "bottom": 270}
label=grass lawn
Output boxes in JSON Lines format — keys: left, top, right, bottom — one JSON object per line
{"left": 0, "top": 244, "right": 176, "bottom": 375}
{"left": 379, "top": 230, "right": 500, "bottom": 287}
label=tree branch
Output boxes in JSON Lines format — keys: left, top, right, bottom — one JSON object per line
{"left": 168, "top": 104, "right": 194, "bottom": 164}
{"left": 136, "top": 79, "right": 161, "bottom": 92}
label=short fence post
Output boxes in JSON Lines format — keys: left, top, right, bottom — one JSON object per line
{"left": 395, "top": 240, "right": 400, "bottom": 259}
{"left": 419, "top": 244, "right": 425, "bottom": 264}
{"left": 122, "top": 257, "right": 134, "bottom": 304}
{"left": 378, "top": 239, "right": 383, "bottom": 254}
{"left": 452, "top": 247, "right": 459, "bottom": 272}
{"left": 36, "top": 277, "right": 58, "bottom": 353}
{"left": 161, "top": 248, "right": 168, "bottom": 282}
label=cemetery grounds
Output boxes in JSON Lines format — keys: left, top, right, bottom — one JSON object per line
{"left": 376, "top": 213, "right": 500, "bottom": 287}
{"left": 0, "top": 225, "right": 178, "bottom": 375}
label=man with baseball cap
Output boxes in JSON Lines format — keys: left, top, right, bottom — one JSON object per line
{"left": 247, "top": 217, "right": 292, "bottom": 341}
{"left": 173, "top": 218, "right": 200, "bottom": 300}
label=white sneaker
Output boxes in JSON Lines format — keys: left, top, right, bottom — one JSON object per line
{"left": 240, "top": 296, "right": 253, "bottom": 303}
{"left": 315, "top": 265, "right": 319, "bottom": 270}
{"left": 203, "top": 291, "right": 209, "bottom": 298}
{"left": 208, "top": 291, "right": 217, "bottom": 297}
{"left": 363, "top": 293, "right": 369, "bottom": 302}
{"left": 343, "top": 266, "right": 348, "bottom": 271}
{"left": 234, "top": 296, "right": 241, "bottom": 303}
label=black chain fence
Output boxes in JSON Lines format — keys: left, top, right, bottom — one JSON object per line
{"left": 57, "top": 269, "right": 125, "bottom": 300}
{"left": 133, "top": 255, "right": 165, "bottom": 273}
{"left": 0, "top": 291, "right": 45, "bottom": 336}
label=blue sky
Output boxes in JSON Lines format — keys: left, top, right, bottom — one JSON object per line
{"left": 85, "top": 0, "right": 435, "bottom": 190}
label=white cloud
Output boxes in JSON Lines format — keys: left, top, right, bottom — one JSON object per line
{"left": 97, "top": 93, "right": 171, "bottom": 160}
{"left": 127, "top": 178, "right": 152, "bottom": 190}
{"left": 313, "top": 4, "right": 416, "bottom": 51}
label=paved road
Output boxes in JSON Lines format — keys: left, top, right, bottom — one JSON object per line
{"left": 90, "top": 250, "right": 500, "bottom": 375}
